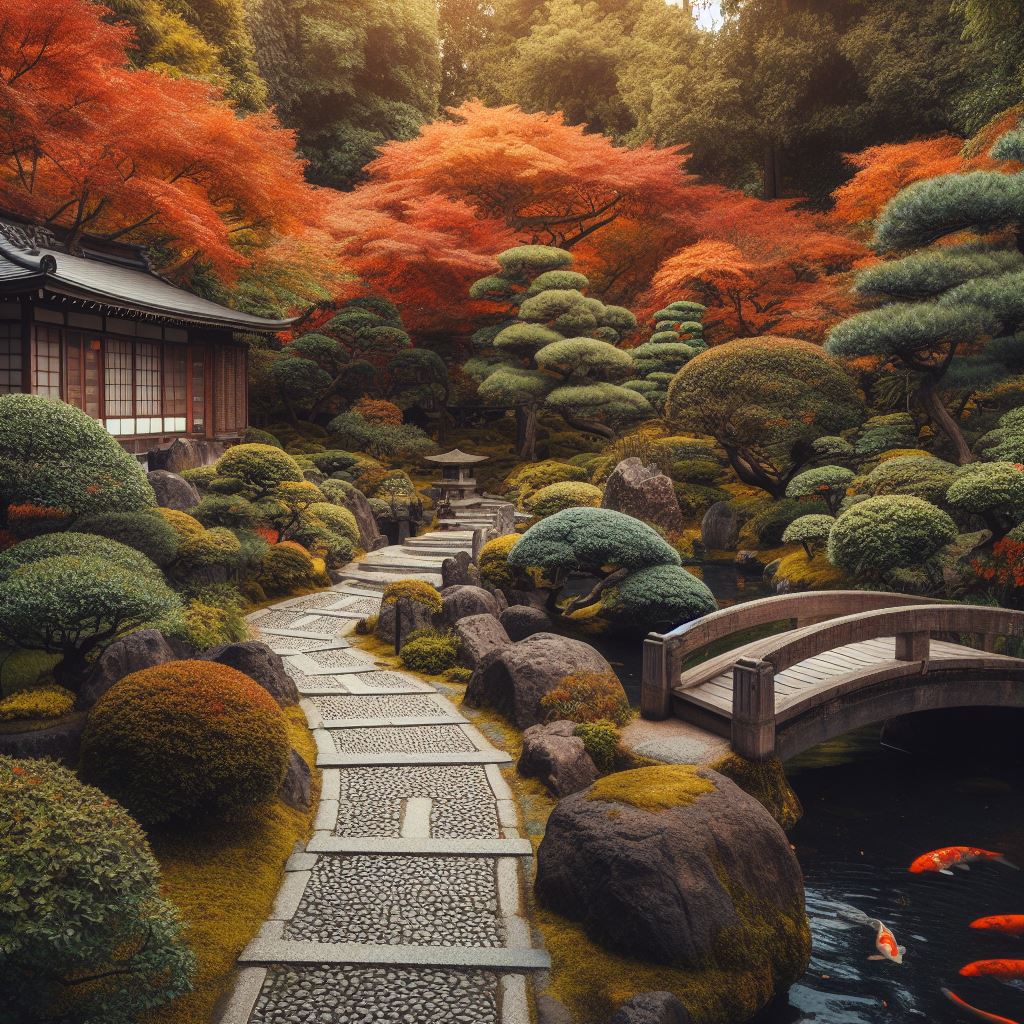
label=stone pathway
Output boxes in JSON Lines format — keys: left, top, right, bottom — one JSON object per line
{"left": 219, "top": 530, "right": 547, "bottom": 1024}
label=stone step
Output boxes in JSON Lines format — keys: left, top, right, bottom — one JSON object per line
{"left": 303, "top": 836, "right": 534, "bottom": 856}
{"left": 331, "top": 569, "right": 443, "bottom": 587}
{"left": 316, "top": 750, "right": 514, "bottom": 768}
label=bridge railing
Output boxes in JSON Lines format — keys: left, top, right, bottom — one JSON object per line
{"left": 640, "top": 591, "right": 941, "bottom": 720}
{"left": 732, "top": 602, "right": 1024, "bottom": 759}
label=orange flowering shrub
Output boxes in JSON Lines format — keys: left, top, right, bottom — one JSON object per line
{"left": 352, "top": 397, "right": 403, "bottom": 426}
{"left": 972, "top": 536, "right": 1024, "bottom": 604}
{"left": 80, "top": 661, "right": 289, "bottom": 826}
{"left": 6, "top": 502, "right": 67, "bottom": 537}
{"left": 539, "top": 671, "right": 632, "bottom": 726}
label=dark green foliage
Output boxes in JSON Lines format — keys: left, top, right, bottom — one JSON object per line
{"left": 0, "top": 532, "right": 163, "bottom": 584}
{"left": 574, "top": 720, "right": 620, "bottom": 772}
{"left": 858, "top": 455, "right": 958, "bottom": 506}
{"left": 601, "top": 563, "right": 717, "bottom": 630}
{"left": 785, "top": 466, "right": 855, "bottom": 515}
{"left": 243, "top": 426, "right": 283, "bottom": 448}
{"left": 743, "top": 499, "right": 816, "bottom": 546}
{"left": 626, "top": 300, "right": 709, "bottom": 412}
{"left": 945, "top": 461, "right": 1024, "bottom": 537}
{"left": 328, "top": 410, "right": 434, "bottom": 460}
{"left": 0, "top": 756, "right": 194, "bottom": 1023}
{"left": 782, "top": 514, "right": 835, "bottom": 557}
{"left": 76, "top": 511, "right": 180, "bottom": 568}
{"left": 216, "top": 444, "right": 305, "bottom": 497}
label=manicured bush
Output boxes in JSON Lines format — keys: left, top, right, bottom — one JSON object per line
{"left": 0, "top": 532, "right": 163, "bottom": 584}
{"left": 216, "top": 443, "right": 304, "bottom": 496}
{"left": 307, "top": 502, "right": 360, "bottom": 544}
{"left": 851, "top": 413, "right": 919, "bottom": 458}
{"left": 503, "top": 459, "right": 588, "bottom": 506}
{"left": 0, "top": 546, "right": 180, "bottom": 687}
{"left": 328, "top": 410, "right": 434, "bottom": 460}
{"left": 310, "top": 450, "right": 361, "bottom": 476}
{"left": 181, "top": 464, "right": 218, "bottom": 491}
{"left": 76, "top": 510, "right": 180, "bottom": 567}
{"left": 0, "top": 685, "right": 74, "bottom": 722}
{"left": 782, "top": 514, "right": 836, "bottom": 558}
{"left": 574, "top": 719, "right": 620, "bottom": 772}
{"left": 173, "top": 596, "right": 249, "bottom": 650}
{"left": 286, "top": 518, "right": 355, "bottom": 568}
{"left": 740, "top": 499, "right": 815, "bottom": 546}
{"left": 539, "top": 671, "right": 632, "bottom": 726}
{"left": 158, "top": 508, "right": 214, "bottom": 543}
{"left": 192, "top": 492, "right": 260, "bottom": 529}
{"left": 175, "top": 526, "right": 244, "bottom": 579}
{"left": 859, "top": 454, "right": 958, "bottom": 506}
{"left": 382, "top": 578, "right": 443, "bottom": 612}
{"left": 399, "top": 629, "right": 460, "bottom": 674}
{"left": 445, "top": 666, "right": 473, "bottom": 684}
{"left": 674, "top": 482, "right": 730, "bottom": 518}
{"left": 0, "top": 394, "right": 154, "bottom": 534}
{"left": 601, "top": 563, "right": 717, "bottom": 629}
{"left": 352, "top": 397, "right": 403, "bottom": 425}
{"left": 827, "top": 495, "right": 958, "bottom": 579}
{"left": 785, "top": 466, "right": 854, "bottom": 515}
{"left": 80, "top": 661, "right": 290, "bottom": 826}
{"left": 256, "top": 541, "right": 322, "bottom": 595}
{"left": 242, "top": 426, "right": 283, "bottom": 448}
{"left": 670, "top": 459, "right": 721, "bottom": 485}
{"left": 525, "top": 481, "right": 603, "bottom": 517}
{"left": 479, "top": 533, "right": 522, "bottom": 589}
{"left": 946, "top": 461, "right": 1024, "bottom": 537}
{"left": 0, "top": 756, "right": 193, "bottom": 1021}
{"left": 319, "top": 478, "right": 359, "bottom": 506}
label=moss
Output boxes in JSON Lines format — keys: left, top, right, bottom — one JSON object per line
{"left": 773, "top": 549, "right": 845, "bottom": 590}
{"left": 587, "top": 764, "right": 716, "bottom": 812}
{"left": 574, "top": 720, "right": 620, "bottom": 772}
{"left": 143, "top": 707, "right": 318, "bottom": 1024}
{"left": 709, "top": 754, "right": 802, "bottom": 830}
{"left": 0, "top": 684, "right": 74, "bottom": 721}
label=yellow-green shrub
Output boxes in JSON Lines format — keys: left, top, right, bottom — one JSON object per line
{"left": 539, "top": 672, "right": 632, "bottom": 726}
{"left": 159, "top": 507, "right": 205, "bottom": 541}
{"left": 479, "top": 533, "right": 522, "bottom": 589}
{"left": 503, "top": 460, "right": 588, "bottom": 506}
{"left": 574, "top": 719, "right": 620, "bottom": 771}
{"left": 0, "top": 685, "right": 74, "bottom": 722}
{"left": 399, "top": 629, "right": 460, "bottom": 674}
{"left": 381, "top": 578, "right": 442, "bottom": 612}
{"left": 526, "top": 481, "right": 603, "bottom": 517}
{"left": 177, "top": 598, "right": 249, "bottom": 650}
{"left": 256, "top": 541, "right": 322, "bottom": 595}
{"left": 80, "top": 661, "right": 289, "bottom": 826}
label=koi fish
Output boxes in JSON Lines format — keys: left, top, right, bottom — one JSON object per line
{"left": 942, "top": 987, "right": 1021, "bottom": 1024}
{"left": 960, "top": 960, "right": 1024, "bottom": 985}
{"left": 971, "top": 916, "right": 1024, "bottom": 938}
{"left": 909, "top": 847, "right": 1019, "bottom": 875}
{"left": 833, "top": 905, "right": 906, "bottom": 964}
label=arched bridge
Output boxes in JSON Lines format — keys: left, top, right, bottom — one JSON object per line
{"left": 641, "top": 592, "right": 1024, "bottom": 761}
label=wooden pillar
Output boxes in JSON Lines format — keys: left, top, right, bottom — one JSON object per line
{"left": 732, "top": 657, "right": 776, "bottom": 760}
{"left": 641, "top": 634, "right": 671, "bottom": 720}
{"left": 895, "top": 631, "right": 930, "bottom": 661}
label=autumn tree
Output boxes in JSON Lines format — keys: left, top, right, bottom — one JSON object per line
{"left": 826, "top": 125, "right": 1024, "bottom": 464}
{"left": 468, "top": 245, "right": 650, "bottom": 460}
{"left": 665, "top": 337, "right": 864, "bottom": 498}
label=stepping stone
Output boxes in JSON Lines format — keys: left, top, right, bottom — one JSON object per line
{"left": 238, "top": 941, "right": 550, "bottom": 969}
{"left": 316, "top": 750, "right": 513, "bottom": 768}
{"left": 305, "top": 693, "right": 457, "bottom": 724}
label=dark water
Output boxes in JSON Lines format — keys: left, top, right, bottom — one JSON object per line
{"left": 755, "top": 729, "right": 1024, "bottom": 1024}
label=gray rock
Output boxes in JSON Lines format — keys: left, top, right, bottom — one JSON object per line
{"left": 499, "top": 605, "right": 552, "bottom": 641}
{"left": 518, "top": 720, "right": 598, "bottom": 796}
{"left": 149, "top": 436, "right": 223, "bottom": 473}
{"left": 147, "top": 469, "right": 200, "bottom": 511}
{"left": 439, "top": 585, "right": 502, "bottom": 625}
{"left": 464, "top": 633, "right": 618, "bottom": 728}
{"left": 763, "top": 558, "right": 783, "bottom": 583}
{"left": 336, "top": 484, "right": 386, "bottom": 551}
{"left": 278, "top": 748, "right": 312, "bottom": 810}
{"left": 537, "top": 994, "right": 577, "bottom": 1024}
{"left": 535, "top": 768, "right": 808, "bottom": 972}
{"left": 204, "top": 640, "right": 298, "bottom": 707}
{"left": 701, "top": 501, "right": 739, "bottom": 551}
{"left": 376, "top": 596, "right": 437, "bottom": 648}
{"left": 612, "top": 992, "right": 691, "bottom": 1024}
{"left": 441, "top": 550, "right": 481, "bottom": 588}
{"left": 453, "top": 614, "right": 510, "bottom": 668}
{"left": 602, "top": 458, "right": 684, "bottom": 535}
{"left": 0, "top": 711, "right": 87, "bottom": 764}
{"left": 735, "top": 549, "right": 766, "bottom": 571}
{"left": 78, "top": 629, "right": 176, "bottom": 708}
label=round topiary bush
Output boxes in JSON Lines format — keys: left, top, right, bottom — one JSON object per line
{"left": 860, "top": 454, "right": 958, "bottom": 506}
{"left": 80, "top": 661, "right": 290, "bottom": 826}
{"left": 159, "top": 507, "right": 205, "bottom": 541}
{"left": 785, "top": 466, "right": 854, "bottom": 515}
{"left": 215, "top": 443, "right": 304, "bottom": 496}
{"left": 946, "top": 461, "right": 1024, "bottom": 537}
{"left": 782, "top": 514, "right": 836, "bottom": 557}
{"left": 0, "top": 756, "right": 193, "bottom": 1021}
{"left": 307, "top": 502, "right": 360, "bottom": 544}
{"left": 256, "top": 541, "right": 322, "bottom": 595}
{"left": 76, "top": 510, "right": 180, "bottom": 567}
{"left": 382, "top": 578, "right": 443, "bottom": 613}
{"left": 525, "top": 481, "right": 604, "bottom": 517}
{"left": 0, "top": 531, "right": 163, "bottom": 584}
{"left": 503, "top": 460, "right": 588, "bottom": 506}
{"left": 601, "top": 563, "right": 717, "bottom": 629}
{"left": 479, "top": 533, "right": 522, "bottom": 590}
{"left": 827, "top": 495, "right": 957, "bottom": 579}
{"left": 175, "top": 525, "right": 244, "bottom": 580}
{"left": 399, "top": 629, "right": 461, "bottom": 674}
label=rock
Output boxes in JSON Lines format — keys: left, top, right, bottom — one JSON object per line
{"left": 278, "top": 748, "right": 312, "bottom": 810}
{"left": 336, "top": 484, "right": 386, "bottom": 551}
{"left": 147, "top": 469, "right": 200, "bottom": 511}
{"left": 464, "top": 633, "right": 618, "bottom": 728}
{"left": 376, "top": 596, "right": 436, "bottom": 647}
{"left": 453, "top": 614, "right": 511, "bottom": 668}
{"left": 204, "top": 641, "right": 298, "bottom": 707}
{"left": 612, "top": 993, "right": 691, "bottom": 1024}
{"left": 763, "top": 558, "right": 783, "bottom": 583}
{"left": 735, "top": 549, "right": 766, "bottom": 571}
{"left": 439, "top": 584, "right": 502, "bottom": 625}
{"left": 0, "top": 711, "right": 87, "bottom": 764}
{"left": 499, "top": 605, "right": 552, "bottom": 641}
{"left": 518, "top": 720, "right": 598, "bottom": 796}
{"left": 701, "top": 501, "right": 739, "bottom": 551}
{"left": 602, "top": 458, "right": 684, "bottom": 535}
{"left": 441, "top": 550, "right": 482, "bottom": 588}
{"left": 78, "top": 629, "right": 176, "bottom": 708}
{"left": 535, "top": 766, "right": 809, "bottom": 976}
{"left": 149, "top": 437, "right": 223, "bottom": 473}
{"left": 536, "top": 995, "right": 576, "bottom": 1024}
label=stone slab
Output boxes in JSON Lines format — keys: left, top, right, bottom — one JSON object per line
{"left": 304, "top": 836, "right": 534, "bottom": 856}
{"left": 321, "top": 715, "right": 468, "bottom": 729}
{"left": 316, "top": 750, "right": 513, "bottom": 768}
{"left": 216, "top": 967, "right": 267, "bottom": 1024}
{"left": 238, "top": 940, "right": 551, "bottom": 970}
{"left": 620, "top": 715, "right": 731, "bottom": 766}
{"left": 500, "top": 975, "right": 531, "bottom": 1024}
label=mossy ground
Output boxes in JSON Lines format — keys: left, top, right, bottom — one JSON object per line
{"left": 142, "top": 706, "right": 319, "bottom": 1024}
{"left": 587, "top": 764, "right": 715, "bottom": 811}
{"left": 773, "top": 548, "right": 845, "bottom": 590}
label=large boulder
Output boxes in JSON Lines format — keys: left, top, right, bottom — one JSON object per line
{"left": 518, "top": 720, "right": 598, "bottom": 796}
{"left": 499, "top": 604, "right": 552, "bottom": 641}
{"left": 602, "top": 458, "right": 684, "bottom": 535}
{"left": 204, "top": 640, "right": 298, "bottom": 707}
{"left": 464, "top": 633, "right": 618, "bottom": 728}
{"left": 278, "top": 748, "right": 312, "bottom": 810}
{"left": 149, "top": 436, "right": 223, "bottom": 473}
{"left": 701, "top": 501, "right": 739, "bottom": 551}
{"left": 535, "top": 767, "right": 809, "bottom": 987}
{"left": 439, "top": 584, "right": 502, "bottom": 625}
{"left": 612, "top": 993, "right": 691, "bottom": 1024}
{"left": 376, "top": 596, "right": 436, "bottom": 647}
{"left": 453, "top": 614, "right": 510, "bottom": 668}
{"left": 442, "top": 550, "right": 482, "bottom": 588}
{"left": 338, "top": 485, "right": 386, "bottom": 551}
{"left": 147, "top": 469, "right": 200, "bottom": 511}
{"left": 78, "top": 629, "right": 176, "bottom": 708}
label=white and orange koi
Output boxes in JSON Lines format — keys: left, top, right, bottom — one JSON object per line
{"left": 833, "top": 905, "right": 906, "bottom": 964}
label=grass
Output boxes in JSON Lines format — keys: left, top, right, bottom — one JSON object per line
{"left": 142, "top": 705, "right": 319, "bottom": 1024}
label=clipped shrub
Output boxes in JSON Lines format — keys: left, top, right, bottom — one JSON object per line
{"left": 0, "top": 685, "right": 74, "bottom": 722}
{"left": 601, "top": 563, "right": 717, "bottom": 629}
{"left": 479, "top": 534, "right": 522, "bottom": 589}
{"left": 0, "top": 394, "right": 154, "bottom": 533}
{"left": 307, "top": 502, "right": 360, "bottom": 544}
{"left": 574, "top": 719, "right": 620, "bottom": 772}
{"left": 946, "top": 461, "right": 1024, "bottom": 537}
{"left": 242, "top": 426, "right": 283, "bottom": 448}
{"left": 382, "top": 578, "right": 443, "bottom": 612}
{"left": 80, "top": 661, "right": 289, "bottom": 825}
{"left": 1, "top": 757, "right": 194, "bottom": 1022}
{"left": 782, "top": 514, "right": 836, "bottom": 557}
{"left": 539, "top": 671, "right": 633, "bottom": 726}
{"left": 0, "top": 531, "right": 163, "bottom": 584}
{"left": 827, "top": 495, "right": 957, "bottom": 579}
{"left": 76, "top": 510, "right": 180, "bottom": 567}
{"left": 399, "top": 629, "right": 460, "bottom": 674}
{"left": 215, "top": 443, "right": 304, "bottom": 496}
{"left": 444, "top": 666, "right": 473, "bottom": 684}
{"left": 352, "top": 397, "right": 403, "bottom": 425}
{"left": 320, "top": 478, "right": 359, "bottom": 506}
{"left": 859, "top": 455, "right": 958, "bottom": 506}
{"left": 525, "top": 481, "right": 604, "bottom": 517}
{"left": 192, "top": 492, "right": 260, "bottom": 529}
{"left": 785, "top": 466, "right": 854, "bottom": 515}
{"left": 256, "top": 541, "right": 322, "bottom": 595}
{"left": 670, "top": 458, "right": 721, "bottom": 485}
{"left": 328, "top": 410, "right": 434, "bottom": 460}
{"left": 181, "top": 464, "right": 218, "bottom": 490}
{"left": 175, "top": 526, "right": 244, "bottom": 580}
{"left": 158, "top": 507, "right": 205, "bottom": 542}
{"left": 174, "top": 597, "right": 249, "bottom": 650}
{"left": 503, "top": 460, "right": 587, "bottom": 506}
{"left": 674, "top": 482, "right": 730, "bottom": 518}
{"left": 740, "top": 498, "right": 815, "bottom": 546}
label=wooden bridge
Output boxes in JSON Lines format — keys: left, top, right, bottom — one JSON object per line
{"left": 641, "top": 592, "right": 1024, "bottom": 761}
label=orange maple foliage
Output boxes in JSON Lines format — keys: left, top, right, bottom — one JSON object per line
{"left": 0, "top": 0, "right": 325, "bottom": 281}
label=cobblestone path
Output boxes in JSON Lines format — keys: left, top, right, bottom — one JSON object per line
{"left": 219, "top": 530, "right": 547, "bottom": 1024}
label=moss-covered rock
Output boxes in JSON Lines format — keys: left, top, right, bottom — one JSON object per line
{"left": 708, "top": 754, "right": 802, "bottom": 830}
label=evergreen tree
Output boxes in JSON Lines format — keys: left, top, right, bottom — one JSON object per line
{"left": 624, "top": 301, "right": 708, "bottom": 412}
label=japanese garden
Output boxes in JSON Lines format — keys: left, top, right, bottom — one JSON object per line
{"left": 5, "top": 2, "right": 1024, "bottom": 1023}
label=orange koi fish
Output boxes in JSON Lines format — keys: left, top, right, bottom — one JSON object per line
{"left": 943, "top": 987, "right": 1021, "bottom": 1024}
{"left": 909, "top": 847, "right": 1018, "bottom": 875}
{"left": 960, "top": 960, "right": 1024, "bottom": 984}
{"left": 971, "top": 916, "right": 1024, "bottom": 938}
{"left": 834, "top": 905, "right": 906, "bottom": 964}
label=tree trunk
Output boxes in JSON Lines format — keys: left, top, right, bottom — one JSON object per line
{"left": 54, "top": 648, "right": 88, "bottom": 690}
{"left": 917, "top": 377, "right": 975, "bottom": 465}
{"left": 723, "top": 446, "right": 786, "bottom": 499}
{"left": 561, "top": 413, "right": 615, "bottom": 440}
{"left": 516, "top": 404, "right": 538, "bottom": 461}
{"left": 763, "top": 143, "right": 783, "bottom": 200}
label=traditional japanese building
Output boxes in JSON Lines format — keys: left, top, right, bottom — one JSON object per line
{"left": 0, "top": 216, "right": 291, "bottom": 457}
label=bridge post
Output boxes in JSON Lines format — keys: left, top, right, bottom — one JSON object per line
{"left": 895, "top": 630, "right": 930, "bottom": 661}
{"left": 641, "top": 633, "right": 671, "bottom": 720}
{"left": 732, "top": 657, "right": 776, "bottom": 760}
